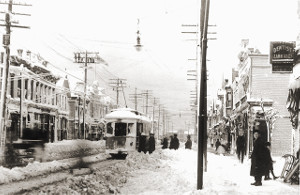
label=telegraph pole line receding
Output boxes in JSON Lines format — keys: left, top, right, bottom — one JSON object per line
{"left": 0, "top": 0, "right": 31, "bottom": 164}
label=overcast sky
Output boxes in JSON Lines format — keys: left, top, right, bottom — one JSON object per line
{"left": 1, "top": 0, "right": 298, "bottom": 131}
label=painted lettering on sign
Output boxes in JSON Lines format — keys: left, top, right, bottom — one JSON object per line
{"left": 270, "top": 41, "right": 295, "bottom": 64}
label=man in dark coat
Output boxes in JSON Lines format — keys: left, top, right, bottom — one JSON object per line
{"left": 138, "top": 134, "right": 147, "bottom": 154}
{"left": 148, "top": 133, "right": 155, "bottom": 154}
{"left": 161, "top": 136, "right": 169, "bottom": 149}
{"left": 250, "top": 130, "right": 268, "bottom": 186}
{"left": 236, "top": 131, "right": 246, "bottom": 163}
{"left": 185, "top": 135, "right": 192, "bottom": 149}
{"left": 169, "top": 135, "right": 174, "bottom": 149}
{"left": 215, "top": 139, "right": 221, "bottom": 151}
{"left": 173, "top": 134, "right": 180, "bottom": 150}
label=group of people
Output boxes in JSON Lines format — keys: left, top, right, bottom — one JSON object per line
{"left": 236, "top": 130, "right": 279, "bottom": 186}
{"left": 161, "top": 134, "right": 193, "bottom": 150}
{"left": 250, "top": 130, "right": 279, "bottom": 186}
{"left": 161, "top": 134, "right": 180, "bottom": 150}
{"left": 138, "top": 133, "right": 156, "bottom": 154}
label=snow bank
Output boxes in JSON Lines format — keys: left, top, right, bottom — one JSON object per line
{"left": 1, "top": 141, "right": 299, "bottom": 195}
{"left": 44, "top": 139, "right": 106, "bottom": 160}
{"left": 0, "top": 140, "right": 106, "bottom": 184}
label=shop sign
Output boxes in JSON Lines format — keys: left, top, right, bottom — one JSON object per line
{"left": 270, "top": 41, "right": 295, "bottom": 73}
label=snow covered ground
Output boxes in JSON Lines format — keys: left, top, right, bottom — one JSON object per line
{"left": 120, "top": 145, "right": 299, "bottom": 195}
{"left": 0, "top": 140, "right": 299, "bottom": 194}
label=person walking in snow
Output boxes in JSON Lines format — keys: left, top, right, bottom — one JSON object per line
{"left": 185, "top": 135, "right": 192, "bottom": 149}
{"left": 173, "top": 134, "right": 180, "bottom": 150}
{"left": 161, "top": 136, "right": 169, "bottom": 149}
{"left": 215, "top": 139, "right": 221, "bottom": 151}
{"left": 138, "top": 133, "right": 147, "bottom": 154}
{"left": 236, "top": 130, "right": 246, "bottom": 163}
{"left": 264, "top": 142, "right": 278, "bottom": 180}
{"left": 250, "top": 130, "right": 268, "bottom": 186}
{"left": 148, "top": 133, "right": 156, "bottom": 154}
{"left": 169, "top": 135, "right": 174, "bottom": 149}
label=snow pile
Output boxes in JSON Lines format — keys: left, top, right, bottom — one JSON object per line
{"left": 120, "top": 147, "right": 299, "bottom": 195}
{"left": 1, "top": 141, "right": 299, "bottom": 194}
{"left": 44, "top": 139, "right": 106, "bottom": 160}
{"left": 0, "top": 160, "right": 71, "bottom": 184}
{"left": 0, "top": 140, "right": 106, "bottom": 184}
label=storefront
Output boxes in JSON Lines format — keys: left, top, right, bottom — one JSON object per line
{"left": 286, "top": 77, "right": 300, "bottom": 155}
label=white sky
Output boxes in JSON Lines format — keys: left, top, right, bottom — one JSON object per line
{"left": 0, "top": 0, "right": 298, "bottom": 131}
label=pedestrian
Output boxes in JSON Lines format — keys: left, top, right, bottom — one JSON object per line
{"left": 264, "top": 142, "right": 279, "bottom": 180}
{"left": 169, "top": 135, "right": 174, "bottom": 149}
{"left": 138, "top": 132, "right": 147, "bottom": 154}
{"left": 236, "top": 130, "right": 246, "bottom": 163}
{"left": 161, "top": 136, "right": 169, "bottom": 149}
{"left": 148, "top": 133, "right": 155, "bottom": 154}
{"left": 185, "top": 135, "right": 192, "bottom": 149}
{"left": 173, "top": 134, "right": 180, "bottom": 150}
{"left": 215, "top": 139, "right": 221, "bottom": 151}
{"left": 250, "top": 130, "right": 268, "bottom": 186}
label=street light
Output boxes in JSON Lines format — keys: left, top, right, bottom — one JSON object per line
{"left": 134, "top": 19, "right": 143, "bottom": 51}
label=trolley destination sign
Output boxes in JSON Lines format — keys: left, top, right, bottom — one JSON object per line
{"left": 270, "top": 41, "right": 295, "bottom": 72}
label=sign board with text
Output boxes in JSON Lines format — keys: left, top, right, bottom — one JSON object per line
{"left": 270, "top": 41, "right": 295, "bottom": 73}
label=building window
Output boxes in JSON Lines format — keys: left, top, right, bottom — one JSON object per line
{"left": 25, "top": 79, "right": 28, "bottom": 99}
{"left": 10, "top": 74, "right": 14, "bottom": 98}
{"left": 52, "top": 88, "right": 55, "bottom": 105}
{"left": 31, "top": 80, "right": 34, "bottom": 100}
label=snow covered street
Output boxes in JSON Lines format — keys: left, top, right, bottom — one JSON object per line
{"left": 120, "top": 146, "right": 299, "bottom": 195}
{"left": 0, "top": 141, "right": 299, "bottom": 194}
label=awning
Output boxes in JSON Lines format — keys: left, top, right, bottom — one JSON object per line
{"left": 250, "top": 106, "right": 273, "bottom": 114}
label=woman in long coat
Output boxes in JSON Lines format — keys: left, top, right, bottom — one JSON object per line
{"left": 250, "top": 130, "right": 268, "bottom": 186}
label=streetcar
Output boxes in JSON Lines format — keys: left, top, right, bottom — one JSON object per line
{"left": 104, "top": 107, "right": 151, "bottom": 158}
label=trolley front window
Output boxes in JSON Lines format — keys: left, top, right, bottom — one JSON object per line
{"left": 115, "top": 122, "right": 127, "bottom": 136}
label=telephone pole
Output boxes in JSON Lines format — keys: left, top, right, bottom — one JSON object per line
{"left": 141, "top": 90, "right": 152, "bottom": 116}
{"left": 157, "top": 104, "right": 161, "bottom": 141}
{"left": 109, "top": 78, "right": 127, "bottom": 107}
{"left": 198, "top": 0, "right": 210, "bottom": 190}
{"left": 151, "top": 97, "right": 157, "bottom": 134}
{"left": 0, "top": 0, "right": 30, "bottom": 164}
{"left": 74, "top": 51, "right": 100, "bottom": 139}
{"left": 129, "top": 88, "right": 142, "bottom": 110}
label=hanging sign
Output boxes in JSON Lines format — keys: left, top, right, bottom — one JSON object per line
{"left": 270, "top": 41, "right": 295, "bottom": 72}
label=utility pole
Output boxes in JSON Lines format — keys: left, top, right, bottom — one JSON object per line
{"left": 152, "top": 97, "right": 156, "bottom": 134}
{"left": 198, "top": 0, "right": 210, "bottom": 190}
{"left": 157, "top": 104, "right": 161, "bottom": 141}
{"left": 109, "top": 78, "right": 127, "bottom": 107}
{"left": 0, "top": 0, "right": 30, "bottom": 164}
{"left": 74, "top": 51, "right": 100, "bottom": 139}
{"left": 129, "top": 88, "right": 142, "bottom": 111}
{"left": 141, "top": 90, "right": 152, "bottom": 116}
{"left": 19, "top": 65, "right": 24, "bottom": 138}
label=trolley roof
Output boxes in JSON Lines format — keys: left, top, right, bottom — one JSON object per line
{"left": 104, "top": 107, "right": 151, "bottom": 122}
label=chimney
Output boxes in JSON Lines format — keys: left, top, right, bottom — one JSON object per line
{"left": 26, "top": 50, "right": 31, "bottom": 60}
{"left": 17, "top": 49, "right": 23, "bottom": 57}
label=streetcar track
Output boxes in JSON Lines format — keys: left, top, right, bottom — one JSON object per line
{"left": 0, "top": 157, "right": 124, "bottom": 195}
